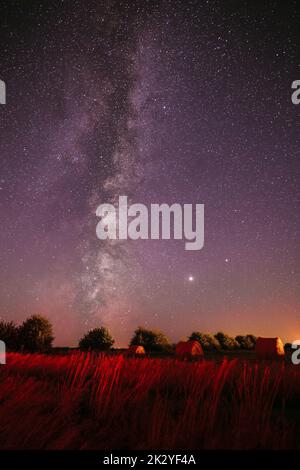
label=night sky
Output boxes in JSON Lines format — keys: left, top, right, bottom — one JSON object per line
{"left": 0, "top": 1, "right": 299, "bottom": 346}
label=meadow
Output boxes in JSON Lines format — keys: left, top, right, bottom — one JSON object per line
{"left": 0, "top": 352, "right": 299, "bottom": 450}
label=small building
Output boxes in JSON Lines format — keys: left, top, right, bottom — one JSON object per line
{"left": 255, "top": 337, "right": 285, "bottom": 359}
{"left": 176, "top": 340, "right": 204, "bottom": 359}
{"left": 126, "top": 345, "right": 146, "bottom": 356}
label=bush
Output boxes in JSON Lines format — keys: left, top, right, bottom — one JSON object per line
{"left": 19, "top": 314, "right": 54, "bottom": 353}
{"left": 79, "top": 327, "right": 114, "bottom": 351}
{"left": 130, "top": 327, "right": 171, "bottom": 352}
{"left": 188, "top": 332, "right": 221, "bottom": 351}
{"left": 235, "top": 334, "right": 257, "bottom": 350}
{"left": 0, "top": 321, "right": 19, "bottom": 351}
{"left": 214, "top": 332, "right": 240, "bottom": 350}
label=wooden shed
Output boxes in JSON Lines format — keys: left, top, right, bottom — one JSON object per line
{"left": 176, "top": 340, "right": 204, "bottom": 359}
{"left": 255, "top": 337, "right": 285, "bottom": 359}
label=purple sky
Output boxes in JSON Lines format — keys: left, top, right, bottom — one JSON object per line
{"left": 0, "top": 1, "right": 299, "bottom": 346}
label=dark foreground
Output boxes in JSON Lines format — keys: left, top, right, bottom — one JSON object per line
{"left": 0, "top": 352, "right": 299, "bottom": 450}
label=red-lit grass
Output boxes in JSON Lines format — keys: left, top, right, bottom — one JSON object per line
{"left": 0, "top": 352, "right": 299, "bottom": 449}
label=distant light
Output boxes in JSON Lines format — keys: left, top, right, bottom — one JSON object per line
{"left": 188, "top": 275, "right": 194, "bottom": 282}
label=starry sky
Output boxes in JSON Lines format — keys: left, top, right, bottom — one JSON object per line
{"left": 0, "top": 0, "right": 299, "bottom": 346}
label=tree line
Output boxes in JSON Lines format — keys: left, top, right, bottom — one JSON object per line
{"left": 0, "top": 314, "right": 262, "bottom": 353}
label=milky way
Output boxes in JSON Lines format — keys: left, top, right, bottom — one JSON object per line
{"left": 0, "top": 1, "right": 299, "bottom": 346}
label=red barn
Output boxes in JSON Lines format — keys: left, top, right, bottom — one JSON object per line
{"left": 255, "top": 337, "right": 285, "bottom": 359}
{"left": 126, "top": 345, "right": 146, "bottom": 356}
{"left": 176, "top": 340, "right": 204, "bottom": 359}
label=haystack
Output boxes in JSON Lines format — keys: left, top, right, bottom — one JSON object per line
{"left": 255, "top": 337, "right": 285, "bottom": 359}
{"left": 176, "top": 340, "right": 204, "bottom": 359}
{"left": 126, "top": 345, "right": 146, "bottom": 356}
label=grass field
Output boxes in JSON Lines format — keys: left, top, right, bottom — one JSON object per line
{"left": 0, "top": 352, "right": 299, "bottom": 450}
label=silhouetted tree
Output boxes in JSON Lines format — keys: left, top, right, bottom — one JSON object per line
{"left": 130, "top": 327, "right": 171, "bottom": 352}
{"left": 19, "top": 314, "right": 54, "bottom": 353}
{"left": 0, "top": 321, "right": 19, "bottom": 351}
{"left": 189, "top": 332, "right": 221, "bottom": 351}
{"left": 235, "top": 334, "right": 257, "bottom": 350}
{"left": 79, "top": 327, "right": 114, "bottom": 351}
{"left": 214, "top": 332, "right": 240, "bottom": 350}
